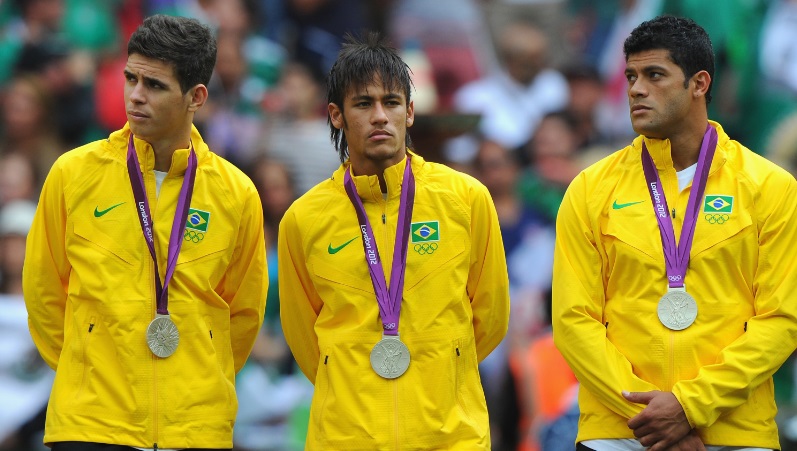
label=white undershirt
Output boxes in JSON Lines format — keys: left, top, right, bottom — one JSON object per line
{"left": 154, "top": 170, "right": 167, "bottom": 197}
{"left": 584, "top": 164, "right": 769, "bottom": 451}
{"left": 676, "top": 162, "right": 697, "bottom": 192}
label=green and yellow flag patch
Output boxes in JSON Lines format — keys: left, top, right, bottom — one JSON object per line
{"left": 411, "top": 221, "right": 439, "bottom": 243}
{"left": 703, "top": 195, "right": 733, "bottom": 214}
{"left": 186, "top": 209, "right": 210, "bottom": 232}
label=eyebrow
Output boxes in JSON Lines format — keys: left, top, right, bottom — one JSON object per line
{"left": 625, "top": 64, "right": 669, "bottom": 74}
{"left": 350, "top": 92, "right": 402, "bottom": 102}
{"left": 123, "top": 69, "right": 169, "bottom": 87}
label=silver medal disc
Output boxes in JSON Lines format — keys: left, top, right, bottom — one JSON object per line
{"left": 657, "top": 288, "right": 698, "bottom": 330}
{"left": 146, "top": 315, "right": 180, "bottom": 358}
{"left": 370, "top": 335, "right": 411, "bottom": 379}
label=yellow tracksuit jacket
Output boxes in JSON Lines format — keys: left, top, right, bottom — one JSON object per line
{"left": 23, "top": 124, "right": 267, "bottom": 449}
{"left": 278, "top": 151, "right": 510, "bottom": 450}
{"left": 553, "top": 121, "right": 797, "bottom": 447}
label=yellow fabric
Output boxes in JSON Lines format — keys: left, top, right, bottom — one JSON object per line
{"left": 23, "top": 123, "right": 268, "bottom": 448}
{"left": 278, "top": 151, "right": 510, "bottom": 450}
{"left": 553, "top": 121, "right": 797, "bottom": 447}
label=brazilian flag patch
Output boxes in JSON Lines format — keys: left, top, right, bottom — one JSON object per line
{"left": 186, "top": 209, "right": 210, "bottom": 232}
{"left": 703, "top": 195, "right": 733, "bottom": 214}
{"left": 411, "top": 221, "right": 439, "bottom": 243}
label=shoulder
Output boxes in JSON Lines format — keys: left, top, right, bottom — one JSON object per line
{"left": 46, "top": 138, "right": 115, "bottom": 187}
{"left": 570, "top": 143, "right": 636, "bottom": 192}
{"left": 418, "top": 160, "right": 490, "bottom": 197}
{"left": 723, "top": 138, "right": 797, "bottom": 189}
{"left": 201, "top": 151, "right": 259, "bottom": 197}
{"left": 282, "top": 177, "right": 341, "bottom": 226}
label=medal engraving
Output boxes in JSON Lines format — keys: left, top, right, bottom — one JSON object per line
{"left": 147, "top": 315, "right": 180, "bottom": 357}
{"left": 657, "top": 288, "right": 698, "bottom": 330}
{"left": 370, "top": 335, "right": 410, "bottom": 379}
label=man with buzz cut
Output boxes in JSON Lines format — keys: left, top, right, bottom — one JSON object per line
{"left": 553, "top": 15, "right": 797, "bottom": 450}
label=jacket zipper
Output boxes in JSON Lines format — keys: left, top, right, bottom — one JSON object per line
{"left": 74, "top": 316, "right": 96, "bottom": 401}
{"left": 150, "top": 221, "right": 160, "bottom": 448}
{"left": 669, "top": 332, "right": 675, "bottom": 389}
{"left": 393, "top": 379, "right": 399, "bottom": 451}
{"left": 147, "top": 165, "right": 161, "bottom": 448}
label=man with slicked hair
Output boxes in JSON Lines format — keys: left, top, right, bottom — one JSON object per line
{"left": 279, "top": 32, "right": 510, "bottom": 450}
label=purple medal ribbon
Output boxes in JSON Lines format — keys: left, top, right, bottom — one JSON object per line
{"left": 641, "top": 124, "right": 718, "bottom": 288}
{"left": 343, "top": 156, "right": 415, "bottom": 336}
{"left": 127, "top": 134, "right": 197, "bottom": 315}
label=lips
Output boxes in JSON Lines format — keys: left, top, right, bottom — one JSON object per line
{"left": 127, "top": 110, "right": 149, "bottom": 119}
{"left": 631, "top": 104, "right": 651, "bottom": 113}
{"left": 369, "top": 129, "right": 391, "bottom": 139}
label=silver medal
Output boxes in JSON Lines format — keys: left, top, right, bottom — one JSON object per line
{"left": 146, "top": 314, "right": 180, "bottom": 358}
{"left": 657, "top": 287, "right": 698, "bottom": 330}
{"left": 370, "top": 334, "right": 410, "bottom": 379}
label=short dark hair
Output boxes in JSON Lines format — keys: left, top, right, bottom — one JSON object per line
{"left": 326, "top": 32, "right": 414, "bottom": 163}
{"left": 623, "top": 15, "right": 714, "bottom": 103}
{"left": 127, "top": 14, "right": 217, "bottom": 94}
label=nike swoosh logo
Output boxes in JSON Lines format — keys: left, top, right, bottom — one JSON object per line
{"left": 612, "top": 200, "right": 644, "bottom": 210}
{"left": 94, "top": 202, "right": 125, "bottom": 217}
{"left": 328, "top": 237, "right": 358, "bottom": 254}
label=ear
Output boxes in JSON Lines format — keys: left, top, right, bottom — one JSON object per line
{"left": 187, "top": 84, "right": 208, "bottom": 112}
{"left": 406, "top": 99, "right": 415, "bottom": 128}
{"left": 328, "top": 103, "right": 344, "bottom": 129}
{"left": 692, "top": 70, "right": 711, "bottom": 99}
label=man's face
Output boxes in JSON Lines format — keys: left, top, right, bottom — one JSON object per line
{"left": 625, "top": 49, "right": 693, "bottom": 139}
{"left": 124, "top": 53, "right": 193, "bottom": 146}
{"left": 329, "top": 76, "right": 414, "bottom": 173}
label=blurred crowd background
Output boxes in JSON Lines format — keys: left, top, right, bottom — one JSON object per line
{"left": 1, "top": 0, "right": 797, "bottom": 450}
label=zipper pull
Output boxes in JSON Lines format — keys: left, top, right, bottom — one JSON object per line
{"left": 382, "top": 213, "right": 386, "bottom": 224}
{"left": 671, "top": 208, "right": 676, "bottom": 219}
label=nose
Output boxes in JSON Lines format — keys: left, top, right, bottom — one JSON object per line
{"left": 371, "top": 102, "right": 388, "bottom": 125}
{"left": 128, "top": 81, "right": 146, "bottom": 104}
{"left": 628, "top": 78, "right": 647, "bottom": 99}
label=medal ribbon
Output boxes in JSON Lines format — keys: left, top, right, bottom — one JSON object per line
{"left": 641, "top": 124, "right": 717, "bottom": 288}
{"left": 127, "top": 134, "right": 197, "bottom": 315}
{"left": 343, "top": 156, "right": 415, "bottom": 336}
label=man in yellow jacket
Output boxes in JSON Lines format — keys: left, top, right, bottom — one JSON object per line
{"left": 278, "top": 33, "right": 510, "bottom": 450}
{"left": 22, "top": 15, "right": 267, "bottom": 450}
{"left": 553, "top": 15, "right": 797, "bottom": 450}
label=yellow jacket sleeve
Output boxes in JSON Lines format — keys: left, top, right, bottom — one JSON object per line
{"left": 23, "top": 160, "right": 71, "bottom": 370}
{"left": 216, "top": 187, "right": 268, "bottom": 374}
{"left": 467, "top": 183, "right": 510, "bottom": 362}
{"left": 673, "top": 173, "right": 797, "bottom": 428}
{"left": 552, "top": 173, "right": 659, "bottom": 419}
{"left": 278, "top": 208, "right": 324, "bottom": 383}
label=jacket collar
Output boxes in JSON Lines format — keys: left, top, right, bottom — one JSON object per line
{"left": 108, "top": 123, "right": 209, "bottom": 175}
{"left": 634, "top": 120, "right": 729, "bottom": 174}
{"left": 332, "top": 149, "right": 426, "bottom": 202}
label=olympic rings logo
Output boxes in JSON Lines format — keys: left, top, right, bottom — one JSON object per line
{"left": 413, "top": 243, "right": 438, "bottom": 255}
{"left": 704, "top": 214, "right": 729, "bottom": 224}
{"left": 184, "top": 230, "right": 205, "bottom": 243}
{"left": 668, "top": 275, "right": 682, "bottom": 282}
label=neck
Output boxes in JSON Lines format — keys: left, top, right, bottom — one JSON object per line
{"left": 153, "top": 151, "right": 173, "bottom": 172}
{"left": 666, "top": 120, "right": 709, "bottom": 171}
